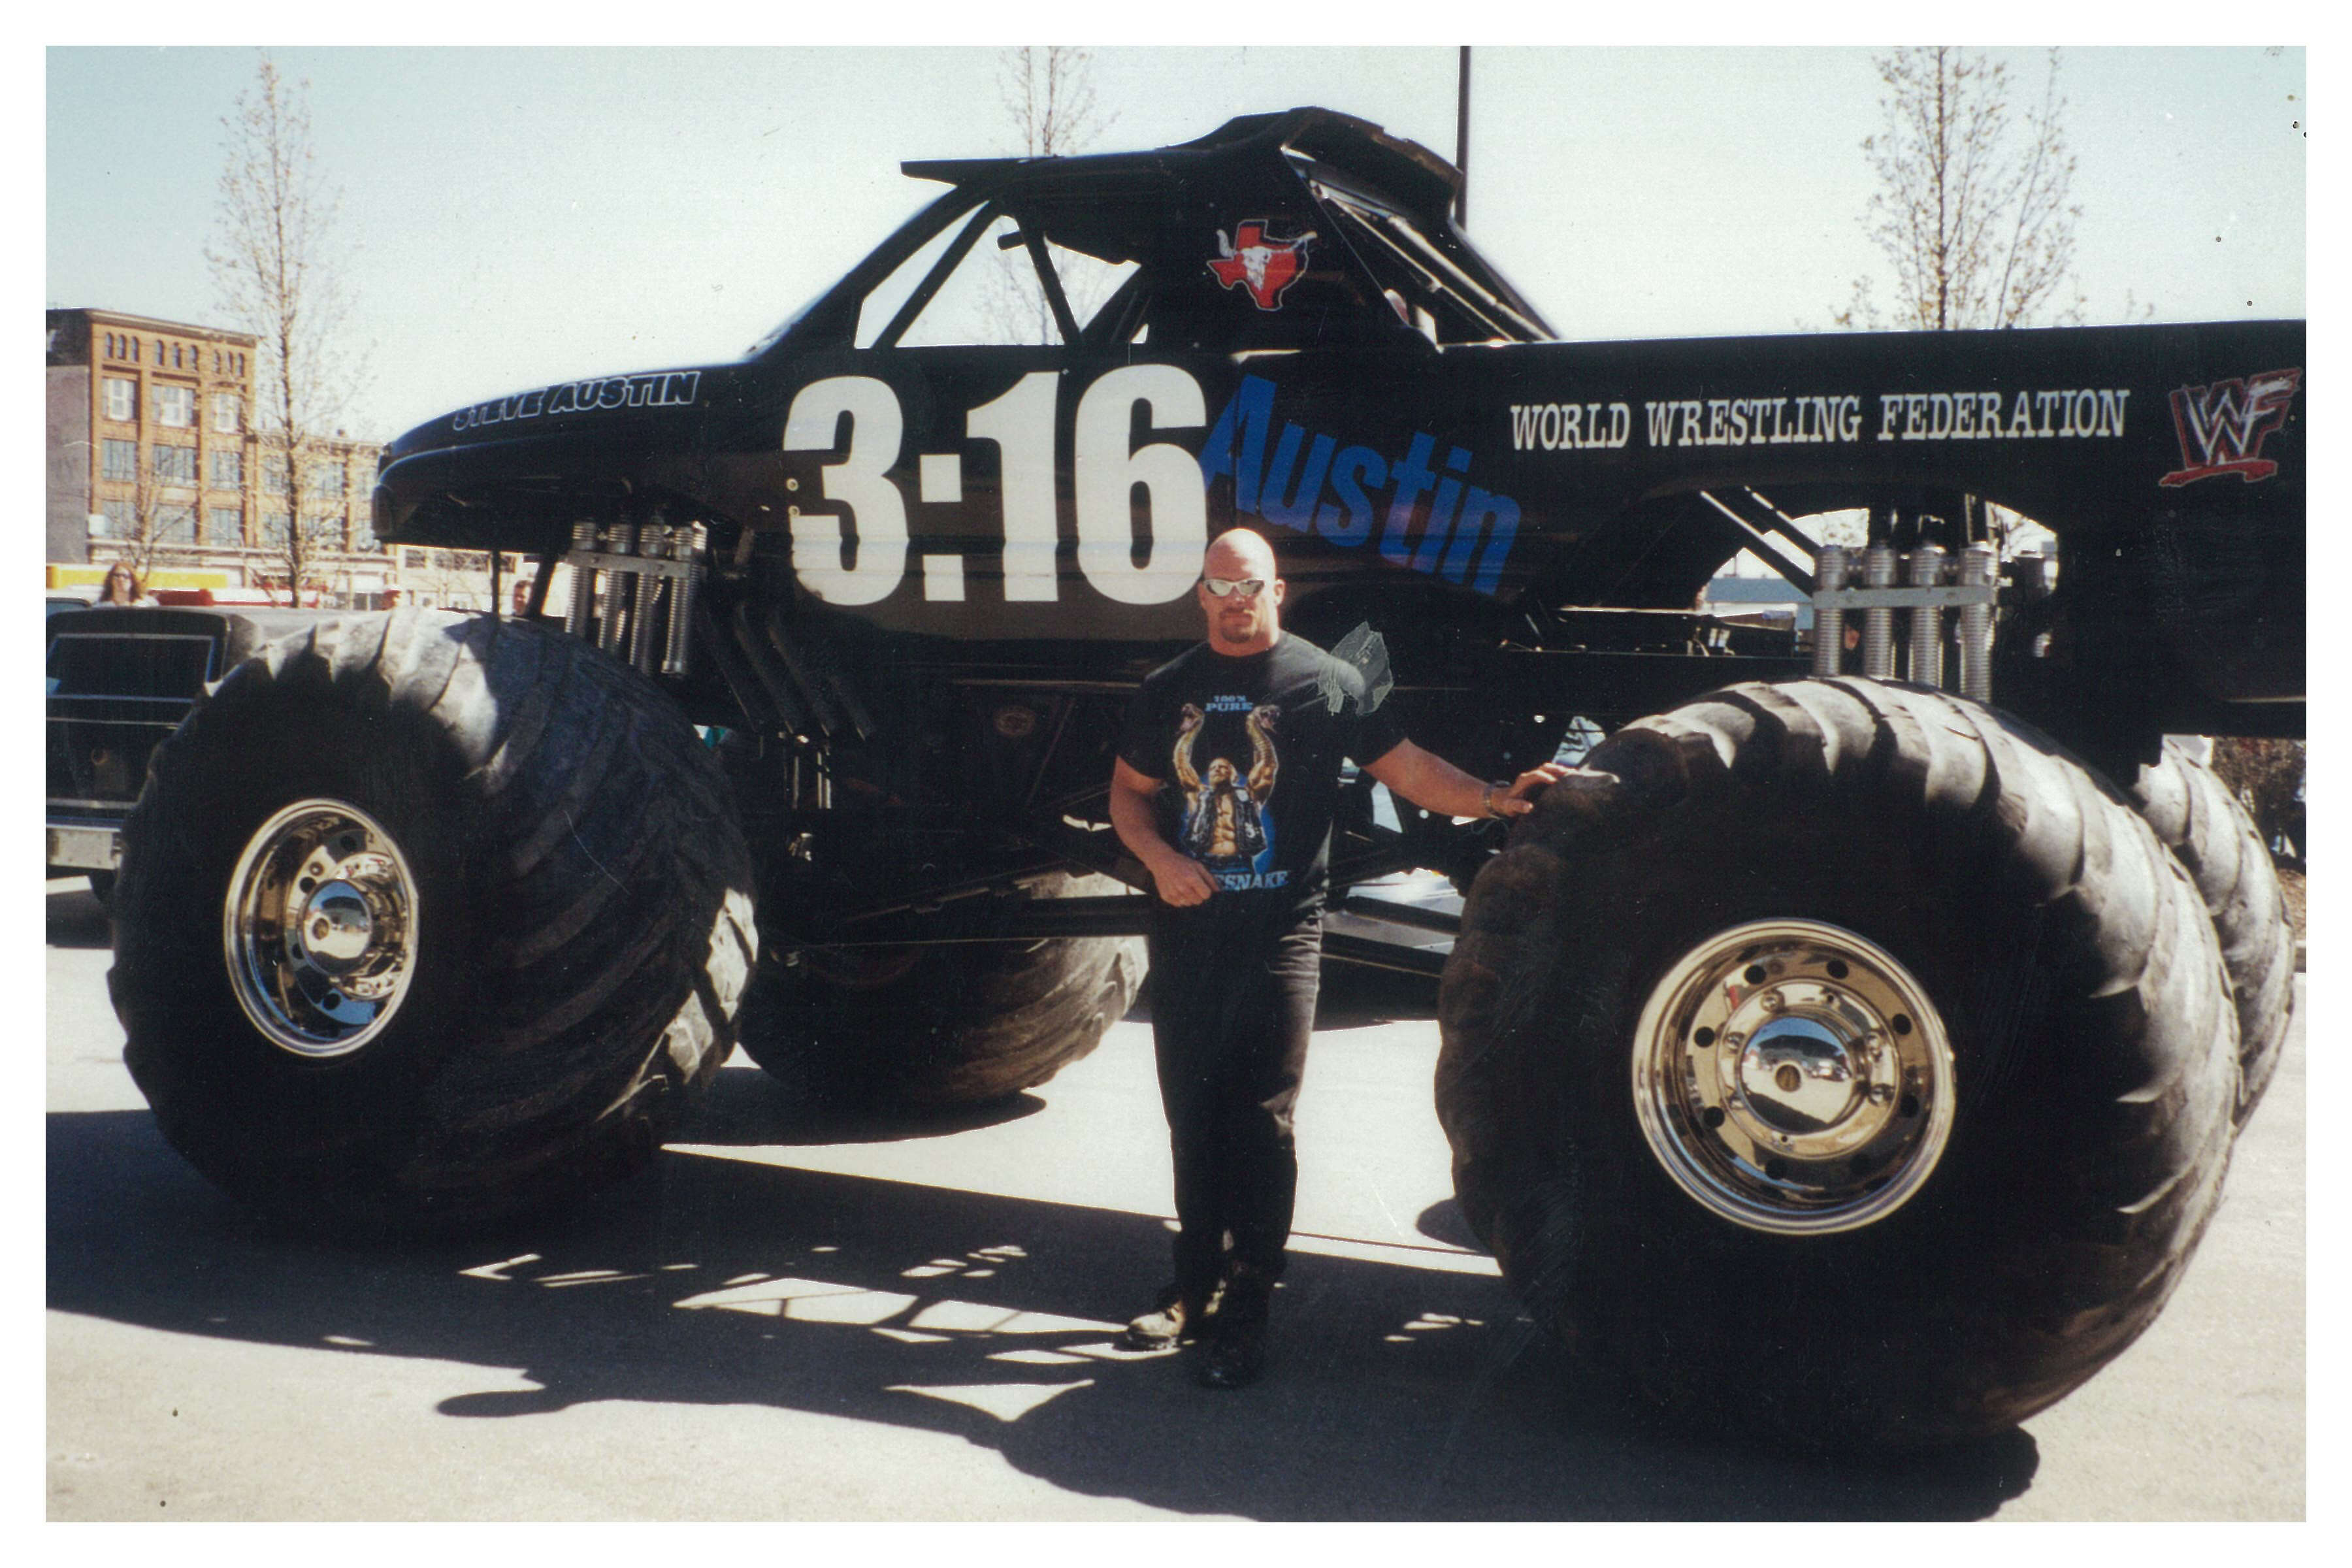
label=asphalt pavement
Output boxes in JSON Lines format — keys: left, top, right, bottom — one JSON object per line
{"left": 44, "top": 879, "right": 2306, "bottom": 1521}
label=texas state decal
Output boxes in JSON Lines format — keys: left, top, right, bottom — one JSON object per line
{"left": 1209, "top": 222, "right": 1316, "bottom": 311}
{"left": 2159, "top": 368, "right": 2302, "bottom": 487}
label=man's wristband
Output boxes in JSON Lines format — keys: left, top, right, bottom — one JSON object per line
{"left": 1482, "top": 780, "right": 1505, "bottom": 819}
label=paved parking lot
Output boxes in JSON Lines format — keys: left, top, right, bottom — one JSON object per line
{"left": 46, "top": 880, "right": 2304, "bottom": 1520}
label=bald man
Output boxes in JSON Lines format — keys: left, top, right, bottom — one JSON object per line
{"left": 1109, "top": 527, "right": 1567, "bottom": 1389}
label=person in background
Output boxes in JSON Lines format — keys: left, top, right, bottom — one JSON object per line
{"left": 97, "top": 563, "right": 152, "bottom": 606}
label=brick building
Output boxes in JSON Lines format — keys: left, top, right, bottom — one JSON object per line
{"left": 45, "top": 306, "right": 399, "bottom": 604}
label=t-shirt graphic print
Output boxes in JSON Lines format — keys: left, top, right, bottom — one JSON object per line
{"left": 1173, "top": 696, "right": 1285, "bottom": 890}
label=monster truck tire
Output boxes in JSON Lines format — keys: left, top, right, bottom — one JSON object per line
{"left": 738, "top": 872, "right": 1145, "bottom": 1109}
{"left": 2129, "top": 738, "right": 2296, "bottom": 1124}
{"left": 1437, "top": 678, "right": 2237, "bottom": 1449}
{"left": 109, "top": 611, "right": 757, "bottom": 1234}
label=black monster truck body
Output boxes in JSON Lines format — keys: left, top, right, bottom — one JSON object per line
{"left": 111, "top": 108, "right": 2302, "bottom": 1446}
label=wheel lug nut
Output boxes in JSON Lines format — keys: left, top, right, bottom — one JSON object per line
{"left": 1758, "top": 989, "right": 1784, "bottom": 1014}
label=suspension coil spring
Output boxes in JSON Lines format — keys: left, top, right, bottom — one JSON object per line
{"left": 1812, "top": 546, "right": 1849, "bottom": 676}
{"left": 1906, "top": 545, "right": 1948, "bottom": 687}
{"left": 1859, "top": 546, "right": 1899, "bottom": 679}
{"left": 1956, "top": 543, "right": 1997, "bottom": 702}
{"left": 559, "top": 515, "right": 706, "bottom": 678}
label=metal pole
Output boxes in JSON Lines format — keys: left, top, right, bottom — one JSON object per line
{"left": 1456, "top": 46, "right": 1471, "bottom": 227}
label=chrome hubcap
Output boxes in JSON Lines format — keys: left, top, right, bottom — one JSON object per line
{"left": 1630, "top": 919, "right": 1955, "bottom": 1235}
{"left": 223, "top": 799, "right": 419, "bottom": 1058}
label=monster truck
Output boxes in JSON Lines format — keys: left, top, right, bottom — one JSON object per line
{"left": 106, "top": 107, "right": 2301, "bottom": 1446}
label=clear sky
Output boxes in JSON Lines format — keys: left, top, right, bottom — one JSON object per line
{"left": 44, "top": 43, "right": 2307, "bottom": 444}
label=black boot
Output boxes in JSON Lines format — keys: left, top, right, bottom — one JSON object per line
{"left": 1196, "top": 1264, "right": 1273, "bottom": 1388}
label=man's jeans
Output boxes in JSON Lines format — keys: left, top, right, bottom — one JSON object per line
{"left": 1145, "top": 900, "right": 1324, "bottom": 1307}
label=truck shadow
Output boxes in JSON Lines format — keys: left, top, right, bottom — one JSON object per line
{"left": 47, "top": 1093, "right": 2036, "bottom": 1520}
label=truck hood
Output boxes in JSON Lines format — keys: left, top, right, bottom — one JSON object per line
{"left": 382, "top": 361, "right": 733, "bottom": 464}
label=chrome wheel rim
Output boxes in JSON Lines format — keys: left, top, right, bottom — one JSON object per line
{"left": 1630, "top": 919, "right": 1955, "bottom": 1235}
{"left": 223, "top": 798, "right": 419, "bottom": 1058}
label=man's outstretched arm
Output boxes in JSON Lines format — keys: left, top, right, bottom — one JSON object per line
{"left": 1363, "top": 740, "right": 1570, "bottom": 822}
{"left": 1110, "top": 758, "right": 1217, "bottom": 907}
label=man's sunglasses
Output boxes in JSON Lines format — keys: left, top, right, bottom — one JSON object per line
{"left": 1200, "top": 576, "right": 1269, "bottom": 600}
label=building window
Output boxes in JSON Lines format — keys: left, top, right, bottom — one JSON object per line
{"left": 353, "top": 508, "right": 380, "bottom": 552}
{"left": 130, "top": 338, "right": 140, "bottom": 364}
{"left": 211, "top": 393, "right": 241, "bottom": 434}
{"left": 263, "top": 512, "right": 292, "bottom": 548}
{"left": 97, "top": 500, "right": 133, "bottom": 536}
{"left": 156, "top": 503, "right": 195, "bottom": 541}
{"left": 154, "top": 385, "right": 195, "bottom": 427}
{"left": 263, "top": 458, "right": 290, "bottom": 495}
{"left": 101, "top": 438, "right": 138, "bottom": 482}
{"left": 153, "top": 444, "right": 199, "bottom": 483}
{"left": 310, "top": 465, "right": 346, "bottom": 500}
{"left": 103, "top": 376, "right": 135, "bottom": 421}
{"left": 205, "top": 507, "right": 244, "bottom": 546}
{"left": 209, "top": 449, "right": 243, "bottom": 489}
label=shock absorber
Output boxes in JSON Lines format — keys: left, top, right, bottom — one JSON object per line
{"left": 1906, "top": 545, "right": 1947, "bottom": 687}
{"left": 564, "top": 521, "right": 597, "bottom": 638}
{"left": 1957, "top": 543, "right": 1997, "bottom": 702}
{"left": 1860, "top": 546, "right": 1899, "bottom": 679}
{"left": 1812, "top": 546, "right": 1849, "bottom": 676}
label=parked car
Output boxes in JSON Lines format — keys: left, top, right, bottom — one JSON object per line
{"left": 45, "top": 606, "right": 321, "bottom": 902}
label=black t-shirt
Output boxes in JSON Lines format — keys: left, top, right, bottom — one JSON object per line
{"left": 1117, "top": 633, "right": 1407, "bottom": 914}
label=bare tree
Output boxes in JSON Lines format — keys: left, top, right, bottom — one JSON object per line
{"left": 982, "top": 46, "right": 1117, "bottom": 344}
{"left": 206, "top": 54, "right": 367, "bottom": 606}
{"left": 102, "top": 445, "right": 200, "bottom": 587}
{"left": 406, "top": 547, "right": 496, "bottom": 612}
{"left": 1818, "top": 48, "right": 2085, "bottom": 562}
{"left": 1836, "top": 47, "right": 2083, "bottom": 332}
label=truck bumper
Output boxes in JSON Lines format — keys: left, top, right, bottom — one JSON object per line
{"left": 48, "top": 821, "right": 121, "bottom": 873}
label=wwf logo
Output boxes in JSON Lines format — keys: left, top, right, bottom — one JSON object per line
{"left": 2159, "top": 368, "right": 2302, "bottom": 487}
